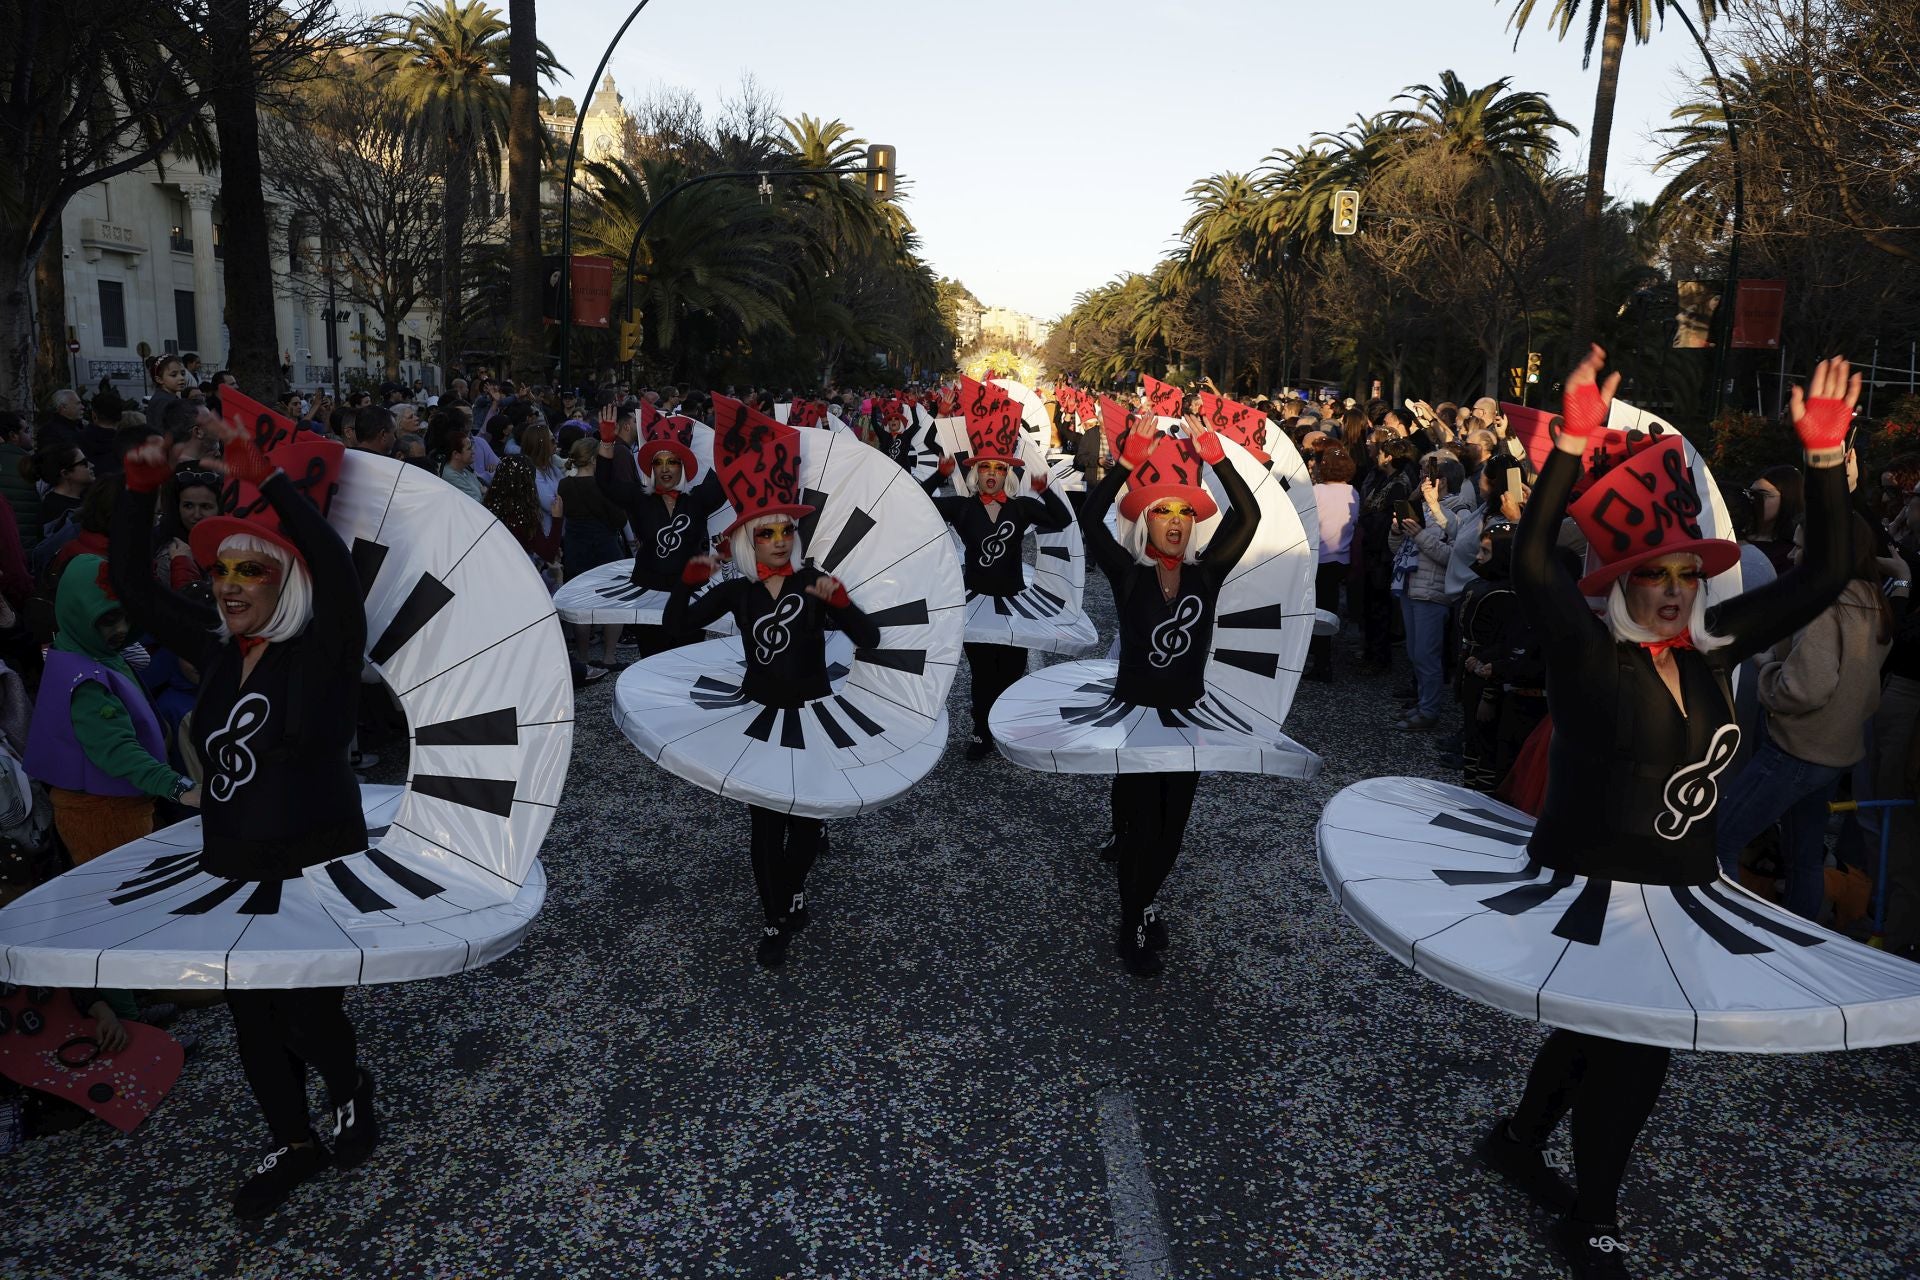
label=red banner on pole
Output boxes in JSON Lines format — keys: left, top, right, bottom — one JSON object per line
{"left": 1731, "top": 279, "right": 1786, "bottom": 349}
{"left": 569, "top": 257, "right": 613, "bottom": 329}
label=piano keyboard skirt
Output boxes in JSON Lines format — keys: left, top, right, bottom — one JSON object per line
{"left": 0, "top": 451, "right": 572, "bottom": 990}
{"left": 990, "top": 437, "right": 1321, "bottom": 778}
{"left": 613, "top": 428, "right": 965, "bottom": 820}
{"left": 1317, "top": 776, "right": 1920, "bottom": 1053}
{"left": 553, "top": 560, "right": 736, "bottom": 634}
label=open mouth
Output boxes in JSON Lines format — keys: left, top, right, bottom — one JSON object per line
{"left": 1658, "top": 604, "right": 1682, "bottom": 621}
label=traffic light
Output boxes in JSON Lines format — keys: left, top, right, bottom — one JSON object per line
{"left": 866, "top": 144, "right": 897, "bottom": 200}
{"left": 1331, "top": 189, "right": 1361, "bottom": 236}
{"left": 1525, "top": 351, "right": 1541, "bottom": 384}
{"left": 1509, "top": 367, "right": 1525, "bottom": 400}
{"left": 617, "top": 316, "right": 641, "bottom": 362}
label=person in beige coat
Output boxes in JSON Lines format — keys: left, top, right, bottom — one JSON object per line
{"left": 1716, "top": 514, "right": 1896, "bottom": 919}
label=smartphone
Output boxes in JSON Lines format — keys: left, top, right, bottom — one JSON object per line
{"left": 1505, "top": 468, "right": 1525, "bottom": 500}
{"left": 1505, "top": 437, "right": 1526, "bottom": 461}
{"left": 1394, "top": 499, "right": 1416, "bottom": 524}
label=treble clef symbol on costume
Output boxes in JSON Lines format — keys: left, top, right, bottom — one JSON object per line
{"left": 1656, "top": 722, "right": 1740, "bottom": 841}
{"left": 655, "top": 511, "right": 691, "bottom": 558}
{"left": 206, "top": 691, "right": 271, "bottom": 803}
{"left": 978, "top": 520, "right": 1016, "bottom": 567}
{"left": 1148, "top": 595, "right": 1205, "bottom": 669}
{"left": 752, "top": 591, "right": 807, "bottom": 665}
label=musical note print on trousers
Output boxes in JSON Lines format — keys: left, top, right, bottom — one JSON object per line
{"left": 753, "top": 591, "right": 807, "bottom": 665}
{"left": 977, "top": 520, "right": 1016, "bottom": 568}
{"left": 206, "top": 692, "right": 272, "bottom": 802}
{"left": 655, "top": 511, "right": 692, "bottom": 559}
{"left": 1656, "top": 721, "right": 1740, "bottom": 840}
{"left": 1148, "top": 595, "right": 1205, "bottom": 669}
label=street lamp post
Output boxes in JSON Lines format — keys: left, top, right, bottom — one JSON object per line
{"left": 1669, "top": 5, "right": 1743, "bottom": 420}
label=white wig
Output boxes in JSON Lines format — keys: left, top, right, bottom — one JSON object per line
{"left": 729, "top": 511, "right": 805, "bottom": 574}
{"left": 1117, "top": 506, "right": 1201, "bottom": 568}
{"left": 948, "top": 455, "right": 1021, "bottom": 500}
{"left": 215, "top": 532, "right": 314, "bottom": 644}
{"left": 1604, "top": 555, "right": 1732, "bottom": 652}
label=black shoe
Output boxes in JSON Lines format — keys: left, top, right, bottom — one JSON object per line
{"left": 329, "top": 1070, "right": 379, "bottom": 1170}
{"left": 1097, "top": 833, "right": 1119, "bottom": 863}
{"left": 1115, "top": 924, "right": 1164, "bottom": 978}
{"left": 233, "top": 1137, "right": 331, "bottom": 1220}
{"left": 1475, "top": 1118, "right": 1574, "bottom": 1212}
{"left": 964, "top": 737, "right": 994, "bottom": 761}
{"left": 1143, "top": 915, "right": 1169, "bottom": 952}
{"left": 755, "top": 925, "right": 790, "bottom": 970}
{"left": 778, "top": 905, "right": 811, "bottom": 933}
{"left": 1550, "top": 1217, "right": 1634, "bottom": 1278}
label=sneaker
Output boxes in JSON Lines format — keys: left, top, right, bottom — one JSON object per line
{"left": 348, "top": 750, "right": 380, "bottom": 771}
{"left": 232, "top": 1137, "right": 331, "bottom": 1220}
{"left": 755, "top": 925, "right": 790, "bottom": 970}
{"left": 1549, "top": 1217, "right": 1634, "bottom": 1278}
{"left": 964, "top": 738, "right": 994, "bottom": 761}
{"left": 1097, "top": 833, "right": 1119, "bottom": 864}
{"left": 1142, "top": 907, "right": 1169, "bottom": 953}
{"left": 1115, "top": 923, "right": 1163, "bottom": 978}
{"left": 330, "top": 1070, "right": 379, "bottom": 1169}
{"left": 1475, "top": 1118, "right": 1574, "bottom": 1212}
{"left": 135, "top": 1002, "right": 180, "bottom": 1029}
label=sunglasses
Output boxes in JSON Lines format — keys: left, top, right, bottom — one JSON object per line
{"left": 752, "top": 523, "right": 795, "bottom": 542}
{"left": 1148, "top": 503, "right": 1198, "bottom": 520}
{"left": 176, "top": 470, "right": 222, "bottom": 490}
{"left": 210, "top": 557, "right": 282, "bottom": 584}
{"left": 1627, "top": 565, "right": 1704, "bottom": 588}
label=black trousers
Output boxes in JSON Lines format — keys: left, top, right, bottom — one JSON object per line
{"left": 1360, "top": 562, "right": 1396, "bottom": 665}
{"left": 1459, "top": 670, "right": 1495, "bottom": 790}
{"left": 1110, "top": 772, "right": 1201, "bottom": 928}
{"left": 1309, "top": 560, "right": 1347, "bottom": 675}
{"left": 748, "top": 804, "right": 824, "bottom": 922}
{"left": 964, "top": 641, "right": 1028, "bottom": 738}
{"left": 1511, "top": 1028, "right": 1671, "bottom": 1223}
{"left": 227, "top": 987, "right": 359, "bottom": 1146}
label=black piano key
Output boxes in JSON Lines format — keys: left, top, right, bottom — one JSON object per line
{"left": 811, "top": 702, "right": 857, "bottom": 749}
{"left": 1429, "top": 813, "right": 1533, "bottom": 847}
{"left": 1552, "top": 878, "right": 1612, "bottom": 945}
{"left": 820, "top": 509, "right": 877, "bottom": 573}
{"left": 1214, "top": 648, "right": 1280, "bottom": 679}
{"left": 1062, "top": 698, "right": 1118, "bottom": 725}
{"left": 365, "top": 849, "right": 444, "bottom": 899}
{"left": 1669, "top": 884, "right": 1772, "bottom": 955}
{"left": 779, "top": 708, "right": 807, "bottom": 749}
{"left": 1176, "top": 703, "right": 1225, "bottom": 732}
{"left": 1094, "top": 700, "right": 1134, "bottom": 728}
{"left": 1462, "top": 806, "right": 1534, "bottom": 833}
{"left": 1700, "top": 884, "right": 1824, "bottom": 947}
{"left": 864, "top": 600, "right": 931, "bottom": 629}
{"left": 744, "top": 704, "right": 780, "bottom": 743}
{"left": 171, "top": 878, "right": 247, "bottom": 915}
{"left": 993, "top": 596, "right": 1011, "bottom": 616}
{"left": 1029, "top": 585, "right": 1066, "bottom": 610}
{"left": 1481, "top": 871, "right": 1574, "bottom": 914}
{"left": 797, "top": 487, "right": 830, "bottom": 547}
{"left": 240, "top": 878, "right": 282, "bottom": 914}
{"left": 1157, "top": 708, "right": 1185, "bottom": 728}
{"left": 415, "top": 708, "right": 519, "bottom": 747}
{"left": 832, "top": 696, "right": 885, "bottom": 738}
{"left": 412, "top": 774, "right": 517, "bottom": 818}
{"left": 370, "top": 574, "right": 456, "bottom": 664}
{"left": 1075, "top": 680, "right": 1116, "bottom": 694}
{"left": 825, "top": 662, "right": 850, "bottom": 682}
{"left": 693, "top": 689, "right": 749, "bottom": 709}
{"left": 1039, "top": 546, "right": 1071, "bottom": 561}
{"left": 1217, "top": 604, "right": 1286, "bottom": 630}
{"left": 326, "top": 862, "right": 395, "bottom": 913}
{"left": 694, "top": 676, "right": 739, "bottom": 694}
{"left": 856, "top": 647, "right": 926, "bottom": 675}
{"left": 351, "top": 537, "right": 390, "bottom": 600}
{"left": 1434, "top": 860, "right": 1542, "bottom": 886}
{"left": 1004, "top": 594, "right": 1038, "bottom": 620}
{"left": 1201, "top": 698, "right": 1254, "bottom": 734}
{"left": 107, "top": 865, "right": 202, "bottom": 905}
{"left": 117, "top": 854, "right": 204, "bottom": 892}
{"left": 1276, "top": 474, "right": 1292, "bottom": 491}
{"left": 140, "top": 850, "right": 200, "bottom": 873}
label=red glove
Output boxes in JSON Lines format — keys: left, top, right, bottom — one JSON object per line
{"left": 122, "top": 451, "right": 174, "bottom": 495}
{"left": 221, "top": 431, "right": 276, "bottom": 487}
{"left": 599, "top": 418, "right": 617, "bottom": 444}
{"left": 1192, "top": 431, "right": 1226, "bottom": 466}
{"left": 1560, "top": 382, "right": 1607, "bottom": 443}
{"left": 1119, "top": 428, "right": 1153, "bottom": 470}
{"left": 937, "top": 456, "right": 955, "bottom": 477}
{"left": 1794, "top": 398, "right": 1852, "bottom": 452}
{"left": 1030, "top": 470, "right": 1049, "bottom": 493}
{"left": 680, "top": 558, "right": 713, "bottom": 586}
{"left": 827, "top": 584, "right": 852, "bottom": 609}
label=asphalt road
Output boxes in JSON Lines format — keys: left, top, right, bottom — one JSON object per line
{"left": 4, "top": 575, "right": 1916, "bottom": 1279}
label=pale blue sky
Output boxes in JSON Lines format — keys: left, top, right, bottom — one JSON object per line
{"left": 518, "top": 0, "right": 1708, "bottom": 319}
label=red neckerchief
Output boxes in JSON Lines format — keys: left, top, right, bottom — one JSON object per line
{"left": 1641, "top": 632, "right": 1694, "bottom": 659}
{"left": 756, "top": 563, "right": 795, "bottom": 581}
{"left": 234, "top": 634, "right": 269, "bottom": 657}
{"left": 1146, "top": 547, "right": 1184, "bottom": 571}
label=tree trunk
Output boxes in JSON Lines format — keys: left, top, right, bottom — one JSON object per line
{"left": 507, "top": 0, "right": 542, "bottom": 383}
{"left": 34, "top": 218, "right": 68, "bottom": 404}
{"left": 384, "top": 306, "right": 402, "bottom": 380}
{"left": 1574, "top": 0, "right": 1631, "bottom": 353}
{"left": 208, "top": 0, "right": 282, "bottom": 397}
{"left": 1, "top": 254, "right": 35, "bottom": 411}
{"left": 441, "top": 153, "right": 471, "bottom": 384}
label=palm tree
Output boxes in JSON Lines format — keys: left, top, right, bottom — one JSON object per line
{"left": 1386, "top": 70, "right": 1576, "bottom": 196}
{"left": 506, "top": 0, "right": 544, "bottom": 380}
{"left": 1505, "top": 0, "right": 1732, "bottom": 345}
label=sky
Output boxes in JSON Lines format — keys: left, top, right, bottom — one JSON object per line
{"left": 509, "top": 0, "right": 1709, "bottom": 320}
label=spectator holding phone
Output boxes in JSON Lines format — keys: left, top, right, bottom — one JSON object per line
{"left": 1388, "top": 451, "right": 1472, "bottom": 731}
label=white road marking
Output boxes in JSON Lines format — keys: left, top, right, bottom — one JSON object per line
{"left": 1096, "top": 1088, "right": 1173, "bottom": 1279}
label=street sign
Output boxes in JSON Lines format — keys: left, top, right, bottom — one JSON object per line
{"left": 67, "top": 339, "right": 80, "bottom": 354}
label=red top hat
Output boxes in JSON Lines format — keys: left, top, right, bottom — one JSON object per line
{"left": 191, "top": 397, "right": 344, "bottom": 571}
{"left": 958, "top": 376, "right": 1022, "bottom": 464}
{"left": 1197, "top": 390, "right": 1270, "bottom": 464}
{"left": 637, "top": 404, "right": 697, "bottom": 476}
{"left": 711, "top": 393, "right": 813, "bottom": 537}
{"left": 790, "top": 399, "right": 827, "bottom": 429}
{"left": 1098, "top": 396, "right": 1136, "bottom": 461}
{"left": 1569, "top": 425, "right": 1664, "bottom": 499}
{"left": 1141, "top": 374, "right": 1185, "bottom": 418}
{"left": 1119, "top": 434, "right": 1219, "bottom": 522}
{"left": 1568, "top": 435, "right": 1737, "bottom": 595}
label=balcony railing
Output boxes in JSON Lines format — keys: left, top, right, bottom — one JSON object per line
{"left": 89, "top": 359, "right": 146, "bottom": 381}
{"left": 169, "top": 232, "right": 193, "bottom": 253}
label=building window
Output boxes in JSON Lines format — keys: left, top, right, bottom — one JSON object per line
{"left": 175, "top": 290, "right": 198, "bottom": 352}
{"left": 98, "top": 280, "right": 127, "bottom": 348}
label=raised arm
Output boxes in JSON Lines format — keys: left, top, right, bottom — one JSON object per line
{"left": 1078, "top": 459, "right": 1135, "bottom": 583}
{"left": 1513, "top": 357, "right": 1611, "bottom": 650}
{"left": 1197, "top": 435, "right": 1259, "bottom": 588}
{"left": 258, "top": 465, "right": 365, "bottom": 661}
{"left": 1014, "top": 481, "right": 1072, "bottom": 533}
{"left": 111, "top": 452, "right": 220, "bottom": 667}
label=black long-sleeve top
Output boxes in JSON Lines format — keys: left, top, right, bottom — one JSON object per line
{"left": 930, "top": 487, "right": 1073, "bottom": 597}
{"left": 875, "top": 428, "right": 919, "bottom": 472}
{"left": 594, "top": 455, "right": 728, "bottom": 590}
{"left": 1513, "top": 443, "right": 1851, "bottom": 885}
{"left": 665, "top": 567, "right": 882, "bottom": 709}
{"left": 111, "top": 472, "right": 368, "bottom": 879}
{"left": 1080, "top": 454, "right": 1258, "bottom": 709}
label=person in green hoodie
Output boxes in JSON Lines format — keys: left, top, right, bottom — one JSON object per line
{"left": 22, "top": 554, "right": 200, "bottom": 864}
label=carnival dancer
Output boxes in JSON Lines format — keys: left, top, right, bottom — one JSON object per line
{"left": 595, "top": 401, "right": 729, "bottom": 654}
{"left": 1317, "top": 349, "right": 1920, "bottom": 1278}
{"left": 928, "top": 378, "right": 1075, "bottom": 759}
{"left": 658, "top": 396, "right": 885, "bottom": 969}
